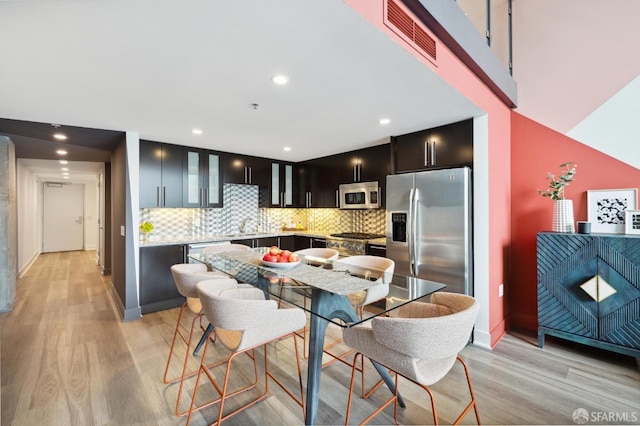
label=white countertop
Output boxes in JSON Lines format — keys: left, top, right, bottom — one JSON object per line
{"left": 139, "top": 230, "right": 387, "bottom": 247}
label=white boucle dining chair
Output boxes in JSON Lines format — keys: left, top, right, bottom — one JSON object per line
{"left": 163, "top": 262, "right": 237, "bottom": 417}
{"left": 343, "top": 292, "right": 481, "bottom": 425}
{"left": 293, "top": 247, "right": 339, "bottom": 265}
{"left": 334, "top": 255, "right": 395, "bottom": 319}
{"left": 185, "top": 282, "right": 307, "bottom": 425}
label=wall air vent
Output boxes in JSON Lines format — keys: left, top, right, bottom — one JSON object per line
{"left": 385, "top": 0, "right": 437, "bottom": 63}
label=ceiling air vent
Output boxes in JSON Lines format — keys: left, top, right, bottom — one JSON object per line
{"left": 386, "top": 0, "right": 437, "bottom": 62}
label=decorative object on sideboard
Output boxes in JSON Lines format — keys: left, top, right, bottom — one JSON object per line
{"left": 139, "top": 220, "right": 154, "bottom": 242}
{"left": 538, "top": 162, "right": 577, "bottom": 233}
{"left": 587, "top": 188, "right": 638, "bottom": 234}
{"left": 576, "top": 221, "right": 591, "bottom": 234}
{"left": 625, "top": 210, "right": 640, "bottom": 235}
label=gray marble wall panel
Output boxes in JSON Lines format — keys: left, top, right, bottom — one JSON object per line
{"left": 0, "top": 136, "right": 17, "bottom": 312}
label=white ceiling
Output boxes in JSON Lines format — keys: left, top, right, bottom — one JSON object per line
{"left": 0, "top": 0, "right": 483, "bottom": 167}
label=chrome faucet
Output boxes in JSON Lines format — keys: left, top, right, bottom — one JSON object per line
{"left": 239, "top": 217, "right": 255, "bottom": 233}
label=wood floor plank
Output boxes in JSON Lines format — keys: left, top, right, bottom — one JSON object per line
{"left": 1, "top": 250, "right": 638, "bottom": 425}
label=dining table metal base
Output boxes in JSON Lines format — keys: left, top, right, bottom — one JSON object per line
{"left": 305, "top": 289, "right": 404, "bottom": 425}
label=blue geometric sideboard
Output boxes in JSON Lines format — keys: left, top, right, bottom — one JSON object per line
{"left": 537, "top": 232, "right": 640, "bottom": 357}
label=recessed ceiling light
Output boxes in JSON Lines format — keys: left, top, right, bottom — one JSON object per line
{"left": 283, "top": 146, "right": 291, "bottom": 152}
{"left": 59, "top": 160, "right": 68, "bottom": 165}
{"left": 192, "top": 129, "right": 203, "bottom": 135}
{"left": 272, "top": 75, "right": 288, "bottom": 85}
{"left": 56, "top": 149, "right": 67, "bottom": 155}
{"left": 379, "top": 118, "right": 391, "bottom": 125}
{"left": 53, "top": 133, "right": 67, "bottom": 140}
{"left": 63, "top": 172, "right": 69, "bottom": 176}
{"left": 61, "top": 167, "right": 69, "bottom": 171}
{"left": 63, "top": 176, "right": 69, "bottom": 179}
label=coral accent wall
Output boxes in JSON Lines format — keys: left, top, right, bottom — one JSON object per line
{"left": 510, "top": 111, "right": 640, "bottom": 329}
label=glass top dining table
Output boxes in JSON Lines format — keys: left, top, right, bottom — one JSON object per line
{"left": 190, "top": 247, "right": 445, "bottom": 425}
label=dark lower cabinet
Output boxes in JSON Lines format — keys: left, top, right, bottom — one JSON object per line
{"left": 537, "top": 232, "right": 640, "bottom": 357}
{"left": 366, "top": 243, "right": 387, "bottom": 257}
{"left": 279, "top": 236, "right": 295, "bottom": 251}
{"left": 139, "top": 245, "right": 186, "bottom": 314}
{"left": 231, "top": 236, "right": 279, "bottom": 248}
{"left": 294, "top": 236, "right": 328, "bottom": 250}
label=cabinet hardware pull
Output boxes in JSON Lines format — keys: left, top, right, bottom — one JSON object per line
{"left": 205, "top": 188, "right": 209, "bottom": 205}
{"left": 156, "top": 186, "right": 160, "bottom": 207}
{"left": 431, "top": 141, "right": 436, "bottom": 165}
{"left": 336, "top": 189, "right": 339, "bottom": 207}
{"left": 249, "top": 167, "right": 252, "bottom": 184}
{"left": 163, "top": 186, "right": 167, "bottom": 207}
{"left": 308, "top": 191, "right": 312, "bottom": 207}
{"left": 424, "top": 141, "right": 428, "bottom": 166}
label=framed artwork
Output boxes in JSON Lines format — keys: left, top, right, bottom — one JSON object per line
{"left": 625, "top": 210, "right": 640, "bottom": 235}
{"left": 587, "top": 188, "right": 638, "bottom": 234}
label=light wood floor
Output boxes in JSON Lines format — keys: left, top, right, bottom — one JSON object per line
{"left": 1, "top": 251, "right": 638, "bottom": 425}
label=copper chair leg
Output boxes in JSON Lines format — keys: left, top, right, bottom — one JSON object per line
{"left": 187, "top": 333, "right": 304, "bottom": 425}
{"left": 185, "top": 342, "right": 260, "bottom": 424}
{"left": 348, "top": 355, "right": 480, "bottom": 426}
{"left": 164, "top": 303, "right": 205, "bottom": 385}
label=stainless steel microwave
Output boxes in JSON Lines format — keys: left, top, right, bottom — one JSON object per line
{"left": 338, "top": 181, "right": 380, "bottom": 209}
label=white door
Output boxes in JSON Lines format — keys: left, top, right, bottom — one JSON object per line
{"left": 43, "top": 182, "right": 85, "bottom": 252}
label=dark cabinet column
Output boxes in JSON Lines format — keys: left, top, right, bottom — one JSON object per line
{"left": 139, "top": 140, "right": 183, "bottom": 208}
{"left": 139, "top": 245, "right": 186, "bottom": 313}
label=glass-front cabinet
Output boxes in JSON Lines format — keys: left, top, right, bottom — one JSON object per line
{"left": 268, "top": 162, "right": 294, "bottom": 208}
{"left": 183, "top": 147, "right": 222, "bottom": 208}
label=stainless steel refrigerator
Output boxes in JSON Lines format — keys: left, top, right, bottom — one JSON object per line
{"left": 386, "top": 167, "right": 472, "bottom": 295}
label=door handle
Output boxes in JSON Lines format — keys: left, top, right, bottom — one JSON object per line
{"left": 75, "top": 216, "right": 83, "bottom": 225}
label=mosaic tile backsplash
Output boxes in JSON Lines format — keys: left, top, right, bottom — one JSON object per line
{"left": 140, "top": 184, "right": 386, "bottom": 239}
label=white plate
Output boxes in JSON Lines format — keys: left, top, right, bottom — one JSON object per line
{"left": 261, "top": 259, "right": 300, "bottom": 269}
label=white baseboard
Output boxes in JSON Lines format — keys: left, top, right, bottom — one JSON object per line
{"left": 18, "top": 252, "right": 40, "bottom": 279}
{"left": 85, "top": 244, "right": 97, "bottom": 251}
{"left": 473, "top": 329, "right": 492, "bottom": 350}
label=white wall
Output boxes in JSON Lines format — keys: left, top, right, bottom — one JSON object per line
{"left": 16, "top": 160, "right": 40, "bottom": 277}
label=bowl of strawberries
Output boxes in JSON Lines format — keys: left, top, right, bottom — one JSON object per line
{"left": 261, "top": 246, "right": 300, "bottom": 269}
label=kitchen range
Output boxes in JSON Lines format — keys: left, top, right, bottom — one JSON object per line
{"left": 326, "top": 232, "right": 386, "bottom": 256}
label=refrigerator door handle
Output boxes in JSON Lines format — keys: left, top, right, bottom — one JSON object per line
{"left": 411, "top": 188, "right": 420, "bottom": 276}
{"left": 408, "top": 188, "right": 416, "bottom": 276}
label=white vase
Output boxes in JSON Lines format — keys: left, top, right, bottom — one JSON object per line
{"left": 552, "top": 199, "right": 575, "bottom": 233}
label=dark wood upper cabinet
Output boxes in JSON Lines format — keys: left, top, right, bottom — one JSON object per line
{"left": 183, "top": 147, "right": 223, "bottom": 208}
{"left": 139, "top": 140, "right": 183, "bottom": 208}
{"left": 392, "top": 118, "right": 473, "bottom": 173}
{"left": 222, "top": 153, "right": 270, "bottom": 186}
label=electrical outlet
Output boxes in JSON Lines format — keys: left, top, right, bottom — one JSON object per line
{"left": 498, "top": 283, "right": 504, "bottom": 297}
{"left": 120, "top": 225, "right": 126, "bottom": 236}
